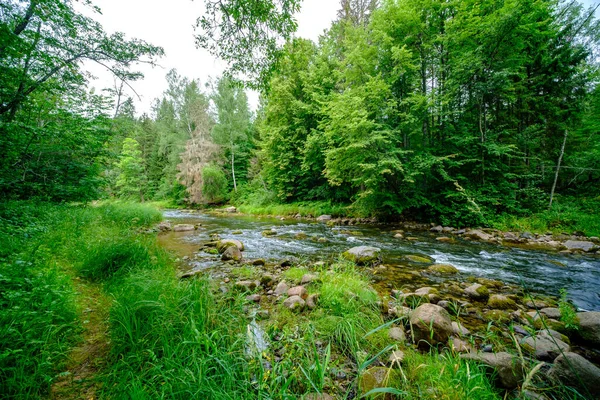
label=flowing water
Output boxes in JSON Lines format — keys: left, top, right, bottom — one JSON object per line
{"left": 159, "top": 210, "right": 600, "bottom": 311}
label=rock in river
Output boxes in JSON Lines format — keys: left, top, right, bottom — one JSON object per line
{"left": 221, "top": 246, "right": 242, "bottom": 262}
{"left": 410, "top": 303, "right": 453, "bottom": 346}
{"left": 342, "top": 246, "right": 381, "bottom": 265}
{"left": 217, "top": 239, "right": 244, "bottom": 253}
{"left": 173, "top": 224, "right": 195, "bottom": 232}
{"left": 427, "top": 264, "right": 459, "bottom": 275}
{"left": 564, "top": 240, "right": 598, "bottom": 253}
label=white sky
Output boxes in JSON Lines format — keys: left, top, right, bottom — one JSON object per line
{"left": 84, "top": 0, "right": 340, "bottom": 115}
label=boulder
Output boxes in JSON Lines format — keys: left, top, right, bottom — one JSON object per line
{"left": 156, "top": 221, "right": 172, "bottom": 231}
{"left": 410, "top": 303, "right": 453, "bottom": 346}
{"left": 564, "top": 240, "right": 597, "bottom": 253}
{"left": 301, "top": 274, "right": 318, "bottom": 285}
{"left": 577, "top": 311, "right": 600, "bottom": 346}
{"left": 252, "top": 259, "right": 266, "bottom": 266}
{"left": 283, "top": 295, "right": 305, "bottom": 311}
{"left": 294, "top": 232, "right": 308, "bottom": 240}
{"left": 221, "top": 246, "right": 242, "bottom": 262}
{"left": 262, "top": 229, "right": 277, "bottom": 237}
{"left": 246, "top": 294, "right": 261, "bottom": 303}
{"left": 487, "top": 294, "right": 516, "bottom": 310}
{"left": 449, "top": 337, "right": 473, "bottom": 353}
{"left": 405, "top": 254, "right": 433, "bottom": 264}
{"left": 173, "top": 224, "right": 195, "bottom": 232}
{"left": 452, "top": 321, "right": 470, "bottom": 337}
{"left": 430, "top": 225, "right": 443, "bottom": 233}
{"left": 217, "top": 239, "right": 244, "bottom": 253}
{"left": 306, "top": 294, "right": 318, "bottom": 309}
{"left": 223, "top": 206, "right": 237, "bottom": 213}
{"left": 520, "top": 335, "right": 570, "bottom": 361}
{"left": 540, "top": 307, "right": 561, "bottom": 319}
{"left": 287, "top": 285, "right": 308, "bottom": 299}
{"left": 549, "top": 352, "right": 600, "bottom": 398}
{"left": 316, "top": 215, "right": 332, "bottom": 222}
{"left": 465, "top": 283, "right": 490, "bottom": 301}
{"left": 464, "top": 229, "right": 493, "bottom": 241}
{"left": 342, "top": 246, "right": 381, "bottom": 265}
{"left": 461, "top": 352, "right": 524, "bottom": 389}
{"left": 359, "top": 367, "right": 400, "bottom": 397}
{"left": 274, "top": 281, "right": 290, "bottom": 296}
{"left": 427, "top": 264, "right": 459, "bottom": 275}
{"left": 388, "top": 327, "right": 406, "bottom": 342}
{"left": 234, "top": 280, "right": 257, "bottom": 292}
{"left": 388, "top": 350, "right": 405, "bottom": 365}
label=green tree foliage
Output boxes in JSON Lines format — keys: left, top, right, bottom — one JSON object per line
{"left": 0, "top": 0, "right": 163, "bottom": 201}
{"left": 116, "top": 138, "right": 147, "bottom": 201}
{"left": 211, "top": 77, "right": 252, "bottom": 192}
{"left": 253, "top": 0, "right": 600, "bottom": 223}
{"left": 201, "top": 164, "right": 229, "bottom": 203}
{"left": 195, "top": 0, "right": 302, "bottom": 88}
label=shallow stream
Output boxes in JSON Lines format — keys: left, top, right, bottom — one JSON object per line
{"left": 159, "top": 210, "right": 600, "bottom": 311}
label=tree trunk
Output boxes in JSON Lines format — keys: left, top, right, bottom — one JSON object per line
{"left": 231, "top": 149, "right": 237, "bottom": 192}
{"left": 549, "top": 130, "right": 568, "bottom": 209}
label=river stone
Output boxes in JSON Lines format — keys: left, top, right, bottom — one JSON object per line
{"left": 394, "top": 233, "right": 404, "bottom": 238}
{"left": 173, "top": 223, "right": 195, "bottom": 232}
{"left": 564, "top": 240, "right": 597, "bottom": 252}
{"left": 540, "top": 307, "right": 561, "bottom": 319}
{"left": 577, "top": 311, "right": 600, "bottom": 346}
{"left": 156, "top": 221, "right": 172, "bottom": 231}
{"left": 549, "top": 352, "right": 600, "bottom": 398}
{"left": 452, "top": 321, "right": 471, "bottom": 337}
{"left": 388, "top": 350, "right": 405, "bottom": 365}
{"left": 436, "top": 236, "right": 453, "bottom": 243}
{"left": 316, "top": 215, "right": 332, "bottom": 222}
{"left": 274, "top": 281, "right": 289, "bottom": 296}
{"left": 465, "top": 283, "right": 490, "bottom": 301}
{"left": 283, "top": 295, "right": 305, "bottom": 311}
{"left": 217, "top": 239, "right": 244, "bottom": 253}
{"left": 301, "top": 274, "right": 318, "bottom": 285}
{"left": 389, "top": 327, "right": 406, "bottom": 342}
{"left": 221, "top": 246, "right": 242, "bottom": 262}
{"left": 484, "top": 310, "right": 511, "bottom": 323}
{"left": 488, "top": 294, "right": 516, "bottom": 310}
{"left": 306, "top": 294, "right": 318, "bottom": 309}
{"left": 410, "top": 303, "right": 453, "bottom": 346}
{"left": 538, "top": 329, "right": 570, "bottom": 344}
{"left": 427, "top": 264, "right": 459, "bottom": 275}
{"left": 287, "top": 285, "right": 308, "bottom": 299}
{"left": 450, "top": 337, "right": 473, "bottom": 353}
{"left": 464, "top": 229, "right": 493, "bottom": 241}
{"left": 246, "top": 294, "right": 261, "bottom": 303}
{"left": 405, "top": 254, "right": 433, "bottom": 263}
{"left": 294, "top": 232, "right": 308, "bottom": 240}
{"left": 461, "top": 352, "right": 524, "bottom": 389}
{"left": 520, "top": 335, "right": 570, "bottom": 361}
{"left": 391, "top": 306, "right": 412, "bottom": 319}
{"left": 262, "top": 229, "right": 277, "bottom": 237}
{"left": 414, "top": 287, "right": 438, "bottom": 295}
{"left": 342, "top": 246, "right": 381, "bottom": 265}
{"left": 234, "top": 280, "right": 257, "bottom": 292}
{"left": 359, "top": 367, "right": 400, "bottom": 397}
{"left": 252, "top": 259, "right": 265, "bottom": 266}
{"left": 430, "top": 225, "right": 443, "bottom": 233}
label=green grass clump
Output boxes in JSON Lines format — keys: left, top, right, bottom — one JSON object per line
{"left": 390, "top": 350, "right": 501, "bottom": 399}
{"left": 283, "top": 266, "right": 311, "bottom": 283}
{"left": 78, "top": 235, "right": 154, "bottom": 281}
{"left": 103, "top": 270, "right": 252, "bottom": 398}
{"left": 319, "top": 261, "right": 379, "bottom": 316}
{"left": 237, "top": 200, "right": 349, "bottom": 218}
{"left": 490, "top": 197, "right": 600, "bottom": 237}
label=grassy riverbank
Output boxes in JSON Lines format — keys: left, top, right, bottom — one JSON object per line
{"left": 1, "top": 200, "right": 593, "bottom": 399}
{"left": 230, "top": 196, "right": 600, "bottom": 238}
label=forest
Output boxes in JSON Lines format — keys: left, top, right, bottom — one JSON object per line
{"left": 2, "top": 0, "right": 600, "bottom": 399}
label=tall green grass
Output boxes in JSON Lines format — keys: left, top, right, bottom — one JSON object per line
{"left": 0, "top": 201, "right": 162, "bottom": 398}
{"left": 237, "top": 201, "right": 349, "bottom": 218}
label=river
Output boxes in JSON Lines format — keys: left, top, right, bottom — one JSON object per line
{"left": 159, "top": 210, "right": 600, "bottom": 311}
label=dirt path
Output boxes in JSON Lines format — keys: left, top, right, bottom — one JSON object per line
{"left": 51, "top": 277, "right": 111, "bottom": 400}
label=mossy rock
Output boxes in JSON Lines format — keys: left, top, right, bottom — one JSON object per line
{"left": 217, "top": 239, "right": 244, "bottom": 253}
{"left": 487, "top": 294, "right": 516, "bottom": 310}
{"left": 484, "top": 309, "right": 511, "bottom": 323}
{"left": 359, "top": 367, "right": 401, "bottom": 398}
{"left": 342, "top": 246, "right": 381, "bottom": 265}
{"left": 405, "top": 254, "right": 433, "bottom": 264}
{"left": 294, "top": 232, "right": 308, "bottom": 240}
{"left": 427, "top": 264, "right": 459, "bottom": 275}
{"left": 262, "top": 230, "right": 277, "bottom": 237}
{"left": 205, "top": 248, "right": 219, "bottom": 255}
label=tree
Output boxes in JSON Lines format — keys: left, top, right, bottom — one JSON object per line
{"left": 0, "top": 0, "right": 163, "bottom": 120}
{"left": 194, "top": 0, "right": 301, "bottom": 88}
{"left": 116, "top": 138, "right": 147, "bottom": 201}
{"left": 211, "top": 77, "right": 251, "bottom": 192}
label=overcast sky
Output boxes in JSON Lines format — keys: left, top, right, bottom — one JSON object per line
{"left": 84, "top": 0, "right": 340, "bottom": 115}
